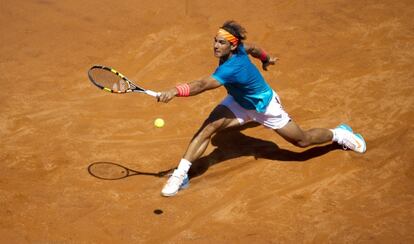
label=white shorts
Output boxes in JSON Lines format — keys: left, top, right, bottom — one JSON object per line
{"left": 220, "top": 91, "right": 291, "bottom": 129}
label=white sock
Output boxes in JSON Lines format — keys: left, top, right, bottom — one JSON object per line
{"left": 330, "top": 129, "right": 338, "bottom": 142}
{"left": 177, "top": 158, "right": 192, "bottom": 174}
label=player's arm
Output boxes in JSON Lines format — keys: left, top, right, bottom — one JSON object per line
{"left": 244, "top": 42, "right": 278, "bottom": 71}
{"left": 157, "top": 76, "right": 221, "bottom": 103}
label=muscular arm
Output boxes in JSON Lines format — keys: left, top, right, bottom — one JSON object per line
{"left": 244, "top": 42, "right": 278, "bottom": 70}
{"left": 244, "top": 42, "right": 267, "bottom": 59}
{"left": 157, "top": 76, "right": 222, "bottom": 103}
{"left": 187, "top": 76, "right": 222, "bottom": 95}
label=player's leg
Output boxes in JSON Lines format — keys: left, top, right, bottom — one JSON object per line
{"left": 275, "top": 120, "right": 333, "bottom": 147}
{"left": 161, "top": 99, "right": 244, "bottom": 197}
{"left": 276, "top": 121, "right": 366, "bottom": 153}
{"left": 255, "top": 91, "right": 366, "bottom": 152}
{"left": 184, "top": 104, "right": 241, "bottom": 162}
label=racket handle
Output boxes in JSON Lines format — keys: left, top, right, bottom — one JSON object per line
{"left": 145, "top": 90, "right": 160, "bottom": 97}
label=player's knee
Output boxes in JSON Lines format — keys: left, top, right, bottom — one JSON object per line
{"left": 295, "top": 140, "right": 310, "bottom": 148}
{"left": 198, "top": 121, "right": 221, "bottom": 139}
{"left": 290, "top": 134, "right": 312, "bottom": 148}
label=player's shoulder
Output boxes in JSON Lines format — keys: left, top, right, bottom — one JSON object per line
{"left": 214, "top": 59, "right": 237, "bottom": 79}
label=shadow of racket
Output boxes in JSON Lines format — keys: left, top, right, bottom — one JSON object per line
{"left": 87, "top": 161, "right": 173, "bottom": 180}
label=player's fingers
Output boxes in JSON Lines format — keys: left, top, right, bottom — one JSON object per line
{"left": 160, "top": 93, "right": 173, "bottom": 103}
{"left": 158, "top": 92, "right": 167, "bottom": 102}
{"left": 158, "top": 92, "right": 163, "bottom": 102}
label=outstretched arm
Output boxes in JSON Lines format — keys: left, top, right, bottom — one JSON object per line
{"left": 244, "top": 42, "right": 278, "bottom": 71}
{"left": 157, "top": 76, "right": 221, "bottom": 103}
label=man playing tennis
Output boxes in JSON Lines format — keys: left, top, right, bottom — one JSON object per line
{"left": 157, "top": 20, "right": 366, "bottom": 197}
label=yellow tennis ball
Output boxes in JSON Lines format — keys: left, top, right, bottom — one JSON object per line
{"left": 154, "top": 118, "right": 165, "bottom": 128}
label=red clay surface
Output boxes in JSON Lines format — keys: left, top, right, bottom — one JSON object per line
{"left": 1, "top": 0, "right": 413, "bottom": 243}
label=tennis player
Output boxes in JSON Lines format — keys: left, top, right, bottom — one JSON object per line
{"left": 157, "top": 20, "right": 366, "bottom": 197}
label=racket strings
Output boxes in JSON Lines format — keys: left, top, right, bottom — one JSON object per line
{"left": 89, "top": 68, "right": 130, "bottom": 93}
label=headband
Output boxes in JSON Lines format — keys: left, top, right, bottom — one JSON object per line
{"left": 217, "top": 28, "right": 239, "bottom": 46}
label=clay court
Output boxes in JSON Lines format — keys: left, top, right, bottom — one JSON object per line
{"left": 1, "top": 0, "right": 413, "bottom": 243}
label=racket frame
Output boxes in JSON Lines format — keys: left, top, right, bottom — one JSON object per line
{"left": 88, "top": 65, "right": 159, "bottom": 97}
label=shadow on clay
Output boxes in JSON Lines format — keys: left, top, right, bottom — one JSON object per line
{"left": 189, "top": 122, "right": 342, "bottom": 179}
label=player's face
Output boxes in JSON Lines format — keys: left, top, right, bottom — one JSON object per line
{"left": 213, "top": 35, "right": 232, "bottom": 58}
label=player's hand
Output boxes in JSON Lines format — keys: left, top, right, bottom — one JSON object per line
{"left": 157, "top": 88, "right": 178, "bottom": 103}
{"left": 262, "top": 57, "right": 279, "bottom": 71}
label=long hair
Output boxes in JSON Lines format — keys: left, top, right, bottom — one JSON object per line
{"left": 221, "top": 20, "right": 247, "bottom": 45}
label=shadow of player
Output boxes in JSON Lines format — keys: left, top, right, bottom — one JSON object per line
{"left": 189, "top": 123, "right": 341, "bottom": 179}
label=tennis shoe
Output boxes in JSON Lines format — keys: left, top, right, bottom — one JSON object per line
{"left": 334, "top": 125, "right": 366, "bottom": 153}
{"left": 336, "top": 123, "right": 353, "bottom": 132}
{"left": 161, "top": 169, "right": 189, "bottom": 197}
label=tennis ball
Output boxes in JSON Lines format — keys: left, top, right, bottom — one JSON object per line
{"left": 154, "top": 118, "right": 165, "bottom": 128}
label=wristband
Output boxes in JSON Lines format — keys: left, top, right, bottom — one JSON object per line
{"left": 259, "top": 51, "right": 269, "bottom": 62}
{"left": 175, "top": 83, "right": 190, "bottom": 97}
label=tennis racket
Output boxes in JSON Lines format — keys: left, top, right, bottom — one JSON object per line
{"left": 88, "top": 161, "right": 172, "bottom": 180}
{"left": 88, "top": 65, "right": 159, "bottom": 97}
